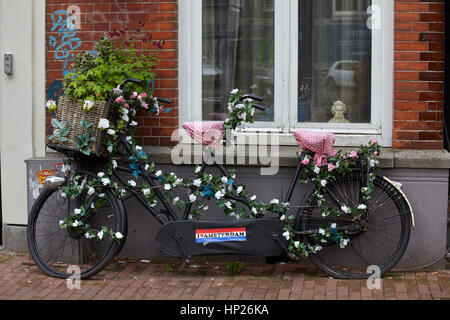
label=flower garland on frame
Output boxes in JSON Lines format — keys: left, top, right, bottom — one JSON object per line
{"left": 56, "top": 88, "right": 383, "bottom": 260}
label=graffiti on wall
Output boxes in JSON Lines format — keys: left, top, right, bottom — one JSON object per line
{"left": 47, "top": 8, "right": 82, "bottom": 103}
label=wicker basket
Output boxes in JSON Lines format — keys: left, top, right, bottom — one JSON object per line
{"left": 48, "top": 96, "right": 110, "bottom": 157}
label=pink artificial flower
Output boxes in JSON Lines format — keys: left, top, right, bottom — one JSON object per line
{"left": 131, "top": 92, "right": 138, "bottom": 99}
{"left": 137, "top": 95, "right": 143, "bottom": 101}
{"left": 141, "top": 92, "right": 147, "bottom": 98}
{"left": 328, "top": 163, "right": 336, "bottom": 172}
{"left": 141, "top": 103, "right": 149, "bottom": 110}
{"left": 301, "top": 158, "right": 310, "bottom": 165}
{"left": 374, "top": 151, "right": 379, "bottom": 157}
{"left": 124, "top": 104, "right": 129, "bottom": 109}
{"left": 370, "top": 139, "right": 378, "bottom": 146}
{"left": 349, "top": 151, "right": 358, "bottom": 158}
{"left": 115, "top": 96, "right": 126, "bottom": 105}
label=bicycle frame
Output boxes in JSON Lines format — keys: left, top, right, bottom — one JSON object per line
{"left": 107, "top": 133, "right": 370, "bottom": 227}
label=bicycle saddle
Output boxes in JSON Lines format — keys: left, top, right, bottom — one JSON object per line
{"left": 293, "top": 130, "right": 337, "bottom": 166}
{"left": 182, "top": 121, "right": 224, "bottom": 147}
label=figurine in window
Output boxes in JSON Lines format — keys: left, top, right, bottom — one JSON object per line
{"left": 329, "top": 100, "right": 350, "bottom": 123}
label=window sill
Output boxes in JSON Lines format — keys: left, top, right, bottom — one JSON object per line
{"left": 143, "top": 146, "right": 450, "bottom": 169}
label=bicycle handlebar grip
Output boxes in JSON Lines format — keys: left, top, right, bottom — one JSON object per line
{"left": 157, "top": 97, "right": 172, "bottom": 104}
{"left": 252, "top": 104, "right": 266, "bottom": 111}
{"left": 119, "top": 77, "right": 143, "bottom": 89}
{"left": 240, "top": 94, "right": 264, "bottom": 102}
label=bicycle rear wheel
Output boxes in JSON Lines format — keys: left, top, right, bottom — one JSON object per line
{"left": 27, "top": 171, "right": 127, "bottom": 279}
{"left": 296, "top": 171, "right": 412, "bottom": 279}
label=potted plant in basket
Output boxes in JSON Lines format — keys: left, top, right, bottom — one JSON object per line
{"left": 47, "top": 24, "right": 165, "bottom": 156}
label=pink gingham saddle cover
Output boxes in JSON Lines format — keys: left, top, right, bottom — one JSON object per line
{"left": 293, "top": 130, "right": 337, "bottom": 166}
{"left": 182, "top": 121, "right": 224, "bottom": 147}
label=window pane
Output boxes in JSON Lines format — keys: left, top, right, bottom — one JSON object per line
{"left": 298, "top": 0, "right": 372, "bottom": 124}
{"left": 202, "top": 0, "right": 275, "bottom": 122}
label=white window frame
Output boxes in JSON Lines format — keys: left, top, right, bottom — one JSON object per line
{"left": 179, "top": 0, "right": 393, "bottom": 147}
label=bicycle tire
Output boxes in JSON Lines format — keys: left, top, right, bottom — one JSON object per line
{"left": 27, "top": 171, "right": 127, "bottom": 280}
{"left": 296, "top": 171, "right": 412, "bottom": 279}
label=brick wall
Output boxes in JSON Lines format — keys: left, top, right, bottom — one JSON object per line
{"left": 394, "top": 0, "right": 445, "bottom": 150}
{"left": 46, "top": 0, "right": 446, "bottom": 150}
{"left": 46, "top": 0, "right": 178, "bottom": 147}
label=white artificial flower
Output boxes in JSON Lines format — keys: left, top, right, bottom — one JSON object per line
{"left": 294, "top": 241, "right": 300, "bottom": 249}
{"left": 98, "top": 118, "right": 110, "bottom": 130}
{"left": 107, "top": 145, "right": 113, "bottom": 153}
{"left": 85, "top": 232, "right": 95, "bottom": 239}
{"left": 112, "top": 160, "right": 118, "bottom": 169}
{"left": 282, "top": 231, "right": 291, "bottom": 240}
{"left": 215, "top": 190, "right": 225, "bottom": 200}
{"left": 113, "top": 85, "right": 123, "bottom": 95}
{"left": 164, "top": 184, "right": 172, "bottom": 191}
{"left": 225, "top": 201, "right": 232, "bottom": 210}
{"left": 155, "top": 170, "right": 162, "bottom": 177}
{"left": 87, "top": 187, "right": 95, "bottom": 196}
{"left": 97, "top": 172, "right": 105, "bottom": 178}
{"left": 135, "top": 145, "right": 143, "bottom": 152}
{"left": 280, "top": 215, "right": 286, "bottom": 221}
{"left": 72, "top": 220, "right": 79, "bottom": 227}
{"left": 331, "top": 223, "right": 337, "bottom": 229}
{"left": 107, "top": 129, "right": 115, "bottom": 136}
{"left": 59, "top": 220, "right": 65, "bottom": 227}
{"left": 145, "top": 164, "right": 150, "bottom": 171}
{"left": 97, "top": 230, "right": 104, "bottom": 240}
{"left": 126, "top": 136, "right": 133, "bottom": 144}
{"left": 46, "top": 100, "right": 57, "bottom": 112}
{"left": 358, "top": 204, "right": 367, "bottom": 210}
{"left": 251, "top": 207, "right": 258, "bottom": 215}
{"left": 189, "top": 194, "right": 197, "bottom": 203}
{"left": 142, "top": 189, "right": 151, "bottom": 196}
{"left": 320, "top": 180, "right": 327, "bottom": 187}
{"left": 130, "top": 121, "right": 138, "bottom": 126}
{"left": 319, "top": 228, "right": 326, "bottom": 236}
{"left": 193, "top": 179, "right": 202, "bottom": 187}
{"left": 314, "top": 166, "right": 321, "bottom": 175}
{"left": 221, "top": 176, "right": 228, "bottom": 184}
{"left": 236, "top": 186, "right": 243, "bottom": 194}
{"left": 149, "top": 200, "right": 157, "bottom": 208}
{"left": 128, "top": 180, "right": 136, "bottom": 187}
{"left": 341, "top": 205, "right": 350, "bottom": 214}
{"left": 203, "top": 206, "right": 209, "bottom": 211}
{"left": 61, "top": 192, "right": 67, "bottom": 198}
{"left": 98, "top": 193, "right": 105, "bottom": 198}
{"left": 83, "top": 100, "right": 95, "bottom": 111}
{"left": 101, "top": 178, "right": 110, "bottom": 186}
{"left": 172, "top": 196, "right": 179, "bottom": 204}
{"left": 174, "top": 178, "right": 183, "bottom": 186}
{"left": 122, "top": 114, "right": 129, "bottom": 122}
{"left": 115, "top": 232, "right": 124, "bottom": 239}
{"left": 195, "top": 166, "right": 202, "bottom": 174}
{"left": 74, "top": 208, "right": 82, "bottom": 216}
{"left": 270, "top": 199, "right": 279, "bottom": 205}
{"left": 231, "top": 88, "right": 239, "bottom": 95}
{"left": 250, "top": 195, "right": 257, "bottom": 201}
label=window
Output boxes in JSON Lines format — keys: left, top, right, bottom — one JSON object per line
{"left": 179, "top": 0, "right": 393, "bottom": 146}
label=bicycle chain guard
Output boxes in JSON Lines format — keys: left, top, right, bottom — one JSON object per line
{"left": 156, "top": 219, "right": 288, "bottom": 259}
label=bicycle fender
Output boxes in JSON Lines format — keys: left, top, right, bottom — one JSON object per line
{"left": 383, "top": 176, "right": 415, "bottom": 229}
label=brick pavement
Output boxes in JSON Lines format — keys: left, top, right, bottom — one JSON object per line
{"left": 0, "top": 250, "right": 448, "bottom": 300}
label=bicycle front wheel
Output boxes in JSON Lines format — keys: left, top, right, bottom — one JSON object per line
{"left": 296, "top": 171, "right": 412, "bottom": 279}
{"left": 27, "top": 172, "right": 127, "bottom": 279}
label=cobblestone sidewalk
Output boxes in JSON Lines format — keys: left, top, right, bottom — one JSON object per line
{"left": 0, "top": 250, "right": 448, "bottom": 300}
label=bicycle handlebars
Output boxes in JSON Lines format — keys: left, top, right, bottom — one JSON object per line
{"left": 239, "top": 94, "right": 266, "bottom": 111}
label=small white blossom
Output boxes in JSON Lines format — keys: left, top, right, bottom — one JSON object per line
{"left": 193, "top": 179, "right": 202, "bottom": 187}
{"left": 107, "top": 145, "right": 113, "bottom": 153}
{"left": 130, "top": 121, "right": 138, "bottom": 126}
{"left": 231, "top": 88, "right": 239, "bottom": 95}
{"left": 164, "top": 184, "right": 172, "bottom": 191}
{"left": 72, "top": 220, "right": 79, "bottom": 227}
{"left": 358, "top": 204, "right": 367, "bottom": 210}
{"left": 294, "top": 241, "right": 300, "bottom": 249}
{"left": 221, "top": 176, "right": 228, "bottom": 184}
{"left": 225, "top": 201, "right": 232, "bottom": 210}
{"left": 97, "top": 230, "right": 104, "bottom": 240}
{"left": 97, "top": 172, "right": 105, "bottom": 178}
{"left": 101, "top": 178, "right": 110, "bottom": 186}
{"left": 112, "top": 160, "right": 118, "bottom": 169}
{"left": 282, "top": 231, "right": 291, "bottom": 240}
{"left": 172, "top": 196, "right": 179, "bottom": 204}
{"left": 195, "top": 166, "right": 202, "bottom": 174}
{"left": 142, "top": 189, "right": 151, "bottom": 196}
{"left": 319, "top": 228, "right": 326, "bottom": 236}
{"left": 98, "top": 118, "right": 110, "bottom": 130}
{"left": 61, "top": 192, "right": 67, "bottom": 198}
{"left": 320, "top": 180, "right": 327, "bottom": 187}
{"left": 314, "top": 166, "right": 321, "bottom": 175}
{"left": 251, "top": 207, "right": 258, "bottom": 215}
{"left": 74, "top": 208, "right": 82, "bottom": 216}
{"left": 280, "top": 215, "right": 286, "bottom": 221}
{"left": 115, "top": 232, "right": 124, "bottom": 239}
{"left": 341, "top": 205, "right": 350, "bottom": 214}
{"left": 189, "top": 194, "right": 197, "bottom": 203}
{"left": 128, "top": 180, "right": 136, "bottom": 187}
{"left": 87, "top": 187, "right": 95, "bottom": 196}
{"left": 83, "top": 100, "right": 95, "bottom": 111}
{"left": 250, "top": 195, "right": 257, "bottom": 201}
{"left": 135, "top": 145, "right": 143, "bottom": 152}
{"left": 126, "top": 136, "right": 132, "bottom": 144}
{"left": 155, "top": 170, "right": 162, "bottom": 177}
{"left": 270, "top": 199, "right": 279, "bottom": 205}
{"left": 107, "top": 129, "right": 115, "bottom": 136}
{"left": 236, "top": 186, "right": 243, "bottom": 194}
{"left": 215, "top": 190, "right": 225, "bottom": 200}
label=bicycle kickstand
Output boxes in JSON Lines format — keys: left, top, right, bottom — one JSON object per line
{"left": 173, "top": 233, "right": 192, "bottom": 268}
